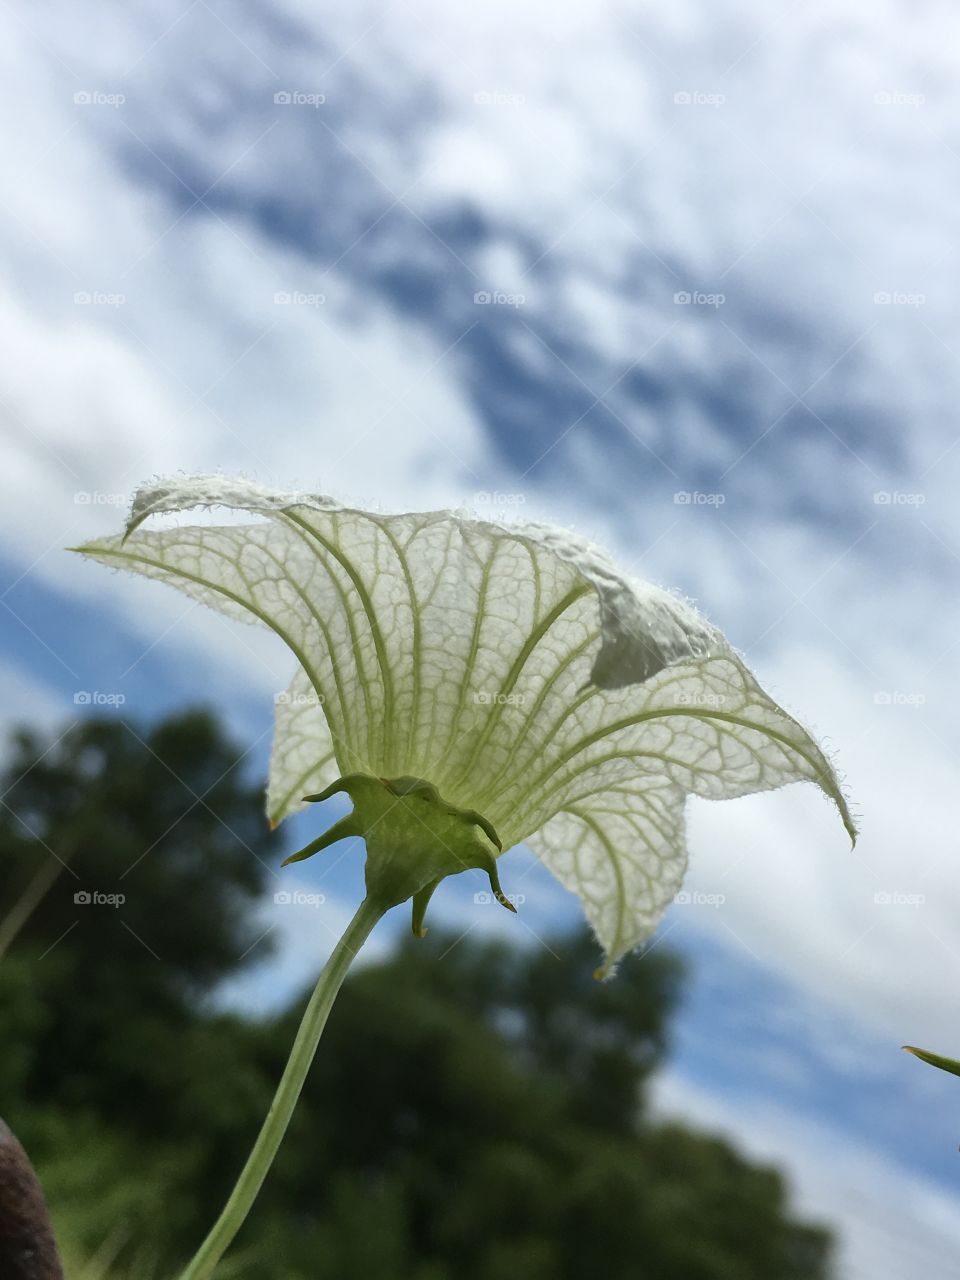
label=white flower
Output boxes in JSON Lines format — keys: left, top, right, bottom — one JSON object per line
{"left": 74, "top": 476, "right": 854, "bottom": 974}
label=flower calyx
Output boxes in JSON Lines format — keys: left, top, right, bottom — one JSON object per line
{"left": 283, "top": 772, "right": 514, "bottom": 935}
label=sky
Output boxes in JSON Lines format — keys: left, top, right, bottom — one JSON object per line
{"left": 3, "top": 2, "right": 960, "bottom": 1275}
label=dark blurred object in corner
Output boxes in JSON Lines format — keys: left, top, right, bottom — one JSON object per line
{"left": 0, "top": 1118, "right": 63, "bottom": 1279}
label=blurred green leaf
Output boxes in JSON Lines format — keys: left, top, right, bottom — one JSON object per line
{"left": 903, "top": 1045, "right": 960, "bottom": 1078}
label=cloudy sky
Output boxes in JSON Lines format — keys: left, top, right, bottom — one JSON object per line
{"left": 4, "top": 2, "right": 960, "bottom": 1275}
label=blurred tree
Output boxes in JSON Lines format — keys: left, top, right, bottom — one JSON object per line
{"left": 252, "top": 930, "right": 830, "bottom": 1280}
{"left": 0, "top": 713, "right": 833, "bottom": 1279}
{"left": 0, "top": 710, "right": 278, "bottom": 1137}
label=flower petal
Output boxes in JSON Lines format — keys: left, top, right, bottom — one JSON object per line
{"left": 267, "top": 667, "right": 339, "bottom": 826}
{"left": 76, "top": 475, "right": 728, "bottom": 800}
{"left": 74, "top": 475, "right": 854, "bottom": 969}
{"left": 517, "top": 654, "right": 854, "bottom": 972}
{"left": 528, "top": 779, "right": 687, "bottom": 977}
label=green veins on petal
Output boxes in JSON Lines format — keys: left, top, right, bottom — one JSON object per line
{"left": 72, "top": 474, "right": 855, "bottom": 974}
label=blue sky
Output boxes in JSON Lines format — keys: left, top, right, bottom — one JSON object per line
{"left": 4, "top": 2, "right": 960, "bottom": 1275}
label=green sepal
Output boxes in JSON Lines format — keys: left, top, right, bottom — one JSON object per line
{"left": 293, "top": 771, "right": 511, "bottom": 915}
{"left": 478, "top": 851, "right": 517, "bottom": 915}
{"left": 302, "top": 774, "right": 372, "bottom": 806}
{"left": 381, "top": 776, "right": 503, "bottom": 850}
{"left": 281, "top": 813, "right": 361, "bottom": 867}
{"left": 411, "top": 880, "right": 441, "bottom": 937}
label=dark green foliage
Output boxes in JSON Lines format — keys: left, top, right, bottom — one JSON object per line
{"left": 0, "top": 713, "right": 834, "bottom": 1279}
{"left": 0, "top": 711, "right": 277, "bottom": 1142}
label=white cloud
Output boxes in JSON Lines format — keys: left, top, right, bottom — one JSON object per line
{"left": 0, "top": 656, "right": 71, "bottom": 735}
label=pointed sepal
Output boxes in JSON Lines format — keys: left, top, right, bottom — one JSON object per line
{"left": 411, "top": 880, "right": 441, "bottom": 938}
{"left": 302, "top": 774, "right": 371, "bottom": 805}
{"left": 480, "top": 853, "right": 516, "bottom": 914}
{"left": 281, "top": 813, "right": 361, "bottom": 867}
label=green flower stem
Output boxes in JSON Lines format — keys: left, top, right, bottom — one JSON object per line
{"left": 178, "top": 895, "right": 386, "bottom": 1280}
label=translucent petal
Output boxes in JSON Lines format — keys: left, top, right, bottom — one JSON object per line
{"left": 514, "top": 655, "right": 854, "bottom": 972}
{"left": 75, "top": 475, "right": 854, "bottom": 969}
{"left": 267, "top": 667, "right": 339, "bottom": 826}
{"left": 529, "top": 779, "right": 687, "bottom": 976}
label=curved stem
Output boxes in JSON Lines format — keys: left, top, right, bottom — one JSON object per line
{"left": 178, "top": 895, "right": 386, "bottom": 1280}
